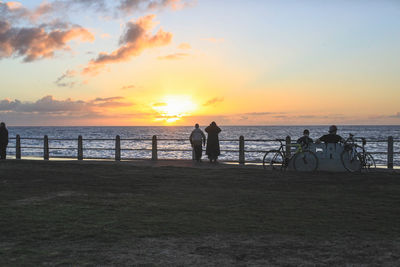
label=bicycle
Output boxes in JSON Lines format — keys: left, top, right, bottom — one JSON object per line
{"left": 263, "top": 139, "right": 318, "bottom": 172}
{"left": 340, "top": 134, "right": 376, "bottom": 172}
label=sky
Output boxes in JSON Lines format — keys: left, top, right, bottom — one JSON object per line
{"left": 0, "top": 0, "right": 399, "bottom": 126}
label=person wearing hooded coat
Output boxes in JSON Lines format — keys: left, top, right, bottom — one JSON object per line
{"left": 205, "top": 121, "right": 221, "bottom": 162}
{"left": 0, "top": 122, "right": 8, "bottom": 160}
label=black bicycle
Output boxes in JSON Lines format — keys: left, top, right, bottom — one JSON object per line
{"left": 263, "top": 139, "right": 318, "bottom": 172}
{"left": 340, "top": 134, "right": 376, "bottom": 172}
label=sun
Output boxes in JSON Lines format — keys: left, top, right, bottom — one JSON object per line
{"left": 153, "top": 95, "right": 197, "bottom": 123}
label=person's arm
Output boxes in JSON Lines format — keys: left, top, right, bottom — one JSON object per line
{"left": 201, "top": 131, "right": 206, "bottom": 146}
{"left": 6, "top": 129, "right": 8, "bottom": 146}
{"left": 216, "top": 126, "right": 221, "bottom": 133}
{"left": 189, "top": 131, "right": 193, "bottom": 146}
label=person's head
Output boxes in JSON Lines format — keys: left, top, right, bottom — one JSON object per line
{"left": 211, "top": 121, "right": 216, "bottom": 126}
{"left": 0, "top": 122, "right": 5, "bottom": 128}
{"left": 303, "top": 129, "right": 310, "bottom": 136}
{"left": 329, "top": 125, "right": 337, "bottom": 134}
{"left": 195, "top": 123, "right": 199, "bottom": 129}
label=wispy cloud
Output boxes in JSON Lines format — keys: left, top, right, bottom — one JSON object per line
{"left": 55, "top": 69, "right": 77, "bottom": 87}
{"left": 203, "top": 97, "right": 224, "bottom": 107}
{"left": 121, "top": 84, "right": 136, "bottom": 90}
{"left": 178, "top": 42, "right": 191, "bottom": 50}
{"left": 157, "top": 52, "right": 188, "bottom": 60}
{"left": 82, "top": 15, "right": 172, "bottom": 75}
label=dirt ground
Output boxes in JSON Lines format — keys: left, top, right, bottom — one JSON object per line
{"left": 0, "top": 160, "right": 399, "bottom": 266}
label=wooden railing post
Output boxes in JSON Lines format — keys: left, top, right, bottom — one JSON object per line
{"left": 78, "top": 135, "right": 83, "bottom": 160}
{"left": 115, "top": 135, "right": 121, "bottom": 161}
{"left": 239, "top": 135, "right": 245, "bottom": 165}
{"left": 285, "top": 136, "right": 291, "bottom": 159}
{"left": 152, "top": 135, "right": 158, "bottom": 161}
{"left": 388, "top": 136, "right": 394, "bottom": 169}
{"left": 16, "top": 135, "right": 21, "bottom": 160}
{"left": 44, "top": 135, "right": 49, "bottom": 160}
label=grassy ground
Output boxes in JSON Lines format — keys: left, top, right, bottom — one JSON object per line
{"left": 0, "top": 160, "right": 400, "bottom": 266}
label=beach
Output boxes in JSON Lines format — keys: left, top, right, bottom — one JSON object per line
{"left": 1, "top": 160, "right": 399, "bottom": 265}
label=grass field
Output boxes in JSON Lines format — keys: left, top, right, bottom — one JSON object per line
{"left": 0, "top": 160, "right": 400, "bottom": 266}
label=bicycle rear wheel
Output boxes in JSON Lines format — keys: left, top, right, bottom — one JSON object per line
{"left": 293, "top": 150, "right": 318, "bottom": 172}
{"left": 359, "top": 152, "right": 376, "bottom": 171}
{"left": 341, "top": 149, "right": 362, "bottom": 172}
{"left": 263, "top": 150, "right": 285, "bottom": 171}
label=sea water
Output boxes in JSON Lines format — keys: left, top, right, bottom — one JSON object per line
{"left": 5, "top": 126, "right": 400, "bottom": 165}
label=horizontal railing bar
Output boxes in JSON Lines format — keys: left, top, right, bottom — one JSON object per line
{"left": 83, "top": 148, "right": 115, "bottom": 151}
{"left": 49, "top": 139, "right": 78, "bottom": 141}
{"left": 20, "top": 147, "right": 43, "bottom": 149}
{"left": 121, "top": 139, "right": 152, "bottom": 141}
{"left": 49, "top": 147, "right": 77, "bottom": 150}
{"left": 121, "top": 148, "right": 152, "bottom": 151}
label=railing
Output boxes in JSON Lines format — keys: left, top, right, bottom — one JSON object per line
{"left": 5, "top": 135, "right": 400, "bottom": 169}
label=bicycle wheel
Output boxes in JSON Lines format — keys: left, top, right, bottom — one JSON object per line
{"left": 358, "top": 152, "right": 376, "bottom": 171}
{"left": 263, "top": 150, "right": 285, "bottom": 171}
{"left": 293, "top": 150, "right": 319, "bottom": 172}
{"left": 341, "top": 149, "right": 362, "bottom": 172}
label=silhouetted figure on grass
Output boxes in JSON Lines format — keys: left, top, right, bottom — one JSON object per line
{"left": 189, "top": 123, "right": 206, "bottom": 162}
{"left": 317, "top": 125, "right": 344, "bottom": 144}
{"left": 205, "top": 121, "right": 221, "bottom": 163}
{"left": 297, "top": 129, "right": 313, "bottom": 148}
{"left": 0, "top": 122, "right": 8, "bottom": 160}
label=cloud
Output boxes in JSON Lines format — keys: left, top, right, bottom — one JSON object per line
{"left": 178, "top": 42, "right": 191, "bottom": 50}
{"left": 153, "top": 102, "right": 167, "bottom": 107}
{"left": 55, "top": 69, "right": 77, "bottom": 87}
{"left": 203, "top": 97, "right": 224, "bottom": 107}
{"left": 0, "top": 20, "right": 94, "bottom": 62}
{"left": 121, "top": 84, "right": 136, "bottom": 90}
{"left": 119, "top": 0, "right": 195, "bottom": 14}
{"left": 82, "top": 15, "right": 172, "bottom": 75}
{"left": 202, "top": 37, "right": 224, "bottom": 43}
{"left": 243, "top": 112, "right": 286, "bottom": 116}
{"left": 0, "top": 95, "right": 133, "bottom": 114}
{"left": 157, "top": 52, "right": 188, "bottom": 60}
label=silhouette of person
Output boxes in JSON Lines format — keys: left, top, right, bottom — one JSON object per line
{"left": 189, "top": 123, "right": 206, "bottom": 162}
{"left": 297, "top": 129, "right": 313, "bottom": 148}
{"left": 0, "top": 122, "right": 9, "bottom": 160}
{"left": 205, "top": 121, "right": 221, "bottom": 163}
{"left": 317, "top": 125, "right": 344, "bottom": 144}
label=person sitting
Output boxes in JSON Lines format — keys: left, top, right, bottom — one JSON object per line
{"left": 297, "top": 129, "right": 313, "bottom": 148}
{"left": 317, "top": 125, "right": 344, "bottom": 144}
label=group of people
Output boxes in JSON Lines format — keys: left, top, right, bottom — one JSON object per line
{"left": 297, "top": 125, "right": 344, "bottom": 147}
{"left": 189, "top": 121, "right": 221, "bottom": 163}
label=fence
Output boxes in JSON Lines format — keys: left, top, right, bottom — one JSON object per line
{"left": 5, "top": 135, "right": 400, "bottom": 169}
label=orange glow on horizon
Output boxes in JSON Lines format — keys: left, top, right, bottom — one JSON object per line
{"left": 152, "top": 95, "right": 197, "bottom": 123}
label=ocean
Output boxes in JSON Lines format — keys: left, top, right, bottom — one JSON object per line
{"left": 5, "top": 126, "right": 400, "bottom": 165}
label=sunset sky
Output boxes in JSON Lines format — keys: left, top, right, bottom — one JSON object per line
{"left": 0, "top": 0, "right": 399, "bottom": 126}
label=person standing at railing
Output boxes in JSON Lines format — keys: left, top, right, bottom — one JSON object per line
{"left": 0, "top": 122, "right": 8, "bottom": 160}
{"left": 205, "top": 121, "right": 221, "bottom": 163}
{"left": 190, "top": 124, "right": 206, "bottom": 162}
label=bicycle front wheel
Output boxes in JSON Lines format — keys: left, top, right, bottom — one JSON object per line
{"left": 359, "top": 152, "right": 376, "bottom": 171}
{"left": 263, "top": 150, "right": 285, "bottom": 171}
{"left": 293, "top": 150, "right": 319, "bottom": 172}
{"left": 341, "top": 149, "right": 362, "bottom": 172}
